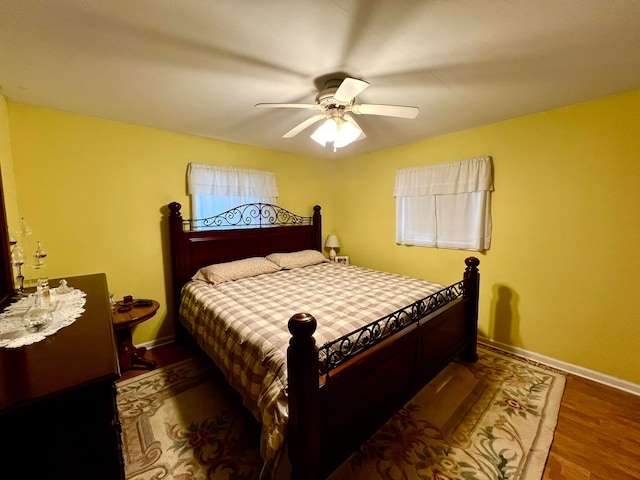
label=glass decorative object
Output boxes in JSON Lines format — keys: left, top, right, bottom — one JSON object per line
{"left": 10, "top": 245, "right": 25, "bottom": 295}
{"left": 20, "top": 217, "right": 32, "bottom": 237}
{"left": 33, "top": 240, "right": 47, "bottom": 269}
{"left": 23, "top": 306, "right": 53, "bottom": 333}
{"left": 23, "top": 287, "right": 53, "bottom": 332}
{"left": 57, "top": 279, "right": 74, "bottom": 294}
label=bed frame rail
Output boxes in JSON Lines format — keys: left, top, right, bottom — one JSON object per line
{"left": 318, "top": 280, "right": 466, "bottom": 376}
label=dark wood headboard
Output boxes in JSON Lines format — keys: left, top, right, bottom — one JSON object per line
{"left": 168, "top": 202, "right": 322, "bottom": 294}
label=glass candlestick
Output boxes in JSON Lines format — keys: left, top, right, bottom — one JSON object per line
{"left": 10, "top": 245, "right": 25, "bottom": 295}
{"left": 21, "top": 217, "right": 32, "bottom": 237}
{"left": 33, "top": 240, "right": 47, "bottom": 269}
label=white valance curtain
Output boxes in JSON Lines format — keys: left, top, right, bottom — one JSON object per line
{"left": 394, "top": 156, "right": 493, "bottom": 251}
{"left": 187, "top": 163, "right": 278, "bottom": 221}
{"left": 187, "top": 163, "right": 279, "bottom": 197}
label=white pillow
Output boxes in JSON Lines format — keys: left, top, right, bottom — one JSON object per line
{"left": 266, "top": 249, "right": 327, "bottom": 269}
{"left": 192, "top": 257, "right": 281, "bottom": 285}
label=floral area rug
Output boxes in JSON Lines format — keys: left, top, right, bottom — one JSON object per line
{"left": 116, "top": 355, "right": 263, "bottom": 480}
{"left": 329, "top": 345, "right": 566, "bottom": 480}
{"left": 116, "top": 345, "right": 565, "bottom": 480}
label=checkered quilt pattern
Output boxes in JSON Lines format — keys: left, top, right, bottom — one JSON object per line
{"left": 179, "top": 261, "right": 443, "bottom": 463}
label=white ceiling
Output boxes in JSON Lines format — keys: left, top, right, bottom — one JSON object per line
{"left": 2, "top": 0, "right": 640, "bottom": 159}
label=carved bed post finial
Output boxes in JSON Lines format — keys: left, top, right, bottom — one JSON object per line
{"left": 465, "top": 256, "right": 480, "bottom": 273}
{"left": 462, "top": 256, "right": 480, "bottom": 362}
{"left": 289, "top": 312, "right": 317, "bottom": 339}
{"left": 287, "top": 313, "right": 320, "bottom": 480}
{"left": 168, "top": 202, "right": 182, "bottom": 217}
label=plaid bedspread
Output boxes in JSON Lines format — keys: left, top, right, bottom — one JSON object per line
{"left": 179, "top": 262, "right": 443, "bottom": 463}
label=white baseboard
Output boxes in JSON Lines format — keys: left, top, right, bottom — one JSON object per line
{"left": 139, "top": 335, "right": 175, "bottom": 351}
{"left": 140, "top": 334, "right": 639, "bottom": 397}
{"left": 479, "top": 336, "right": 640, "bottom": 397}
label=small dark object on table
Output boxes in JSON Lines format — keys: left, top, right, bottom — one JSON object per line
{"left": 134, "top": 299, "right": 153, "bottom": 307}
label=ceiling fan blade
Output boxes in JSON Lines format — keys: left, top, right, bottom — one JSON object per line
{"left": 255, "top": 103, "right": 319, "bottom": 110}
{"left": 282, "top": 114, "right": 325, "bottom": 138}
{"left": 351, "top": 104, "right": 419, "bottom": 119}
{"left": 334, "top": 77, "right": 370, "bottom": 103}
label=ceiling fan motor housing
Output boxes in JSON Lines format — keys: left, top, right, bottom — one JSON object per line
{"left": 316, "top": 81, "right": 352, "bottom": 109}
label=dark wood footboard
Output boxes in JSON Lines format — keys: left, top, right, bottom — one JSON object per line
{"left": 287, "top": 257, "right": 480, "bottom": 480}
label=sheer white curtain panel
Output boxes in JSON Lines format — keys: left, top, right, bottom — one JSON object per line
{"left": 394, "top": 156, "right": 493, "bottom": 251}
{"left": 188, "top": 163, "right": 278, "bottom": 197}
{"left": 187, "top": 163, "right": 278, "bottom": 219}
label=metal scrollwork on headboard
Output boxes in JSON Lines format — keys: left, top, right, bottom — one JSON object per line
{"left": 186, "top": 203, "right": 314, "bottom": 231}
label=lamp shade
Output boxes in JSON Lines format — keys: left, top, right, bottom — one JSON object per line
{"left": 324, "top": 235, "right": 340, "bottom": 249}
{"left": 311, "top": 117, "right": 362, "bottom": 151}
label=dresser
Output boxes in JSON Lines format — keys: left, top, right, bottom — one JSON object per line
{"left": 0, "top": 273, "right": 124, "bottom": 479}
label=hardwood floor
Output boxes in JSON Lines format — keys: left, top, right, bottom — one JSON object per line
{"left": 542, "top": 375, "right": 640, "bottom": 480}
{"left": 118, "top": 342, "right": 640, "bottom": 479}
{"left": 117, "top": 340, "right": 196, "bottom": 382}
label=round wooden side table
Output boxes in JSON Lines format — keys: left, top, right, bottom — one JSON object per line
{"left": 112, "top": 299, "right": 160, "bottom": 372}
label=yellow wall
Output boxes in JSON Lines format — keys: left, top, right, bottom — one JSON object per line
{"left": 336, "top": 89, "right": 640, "bottom": 384}
{"left": 0, "top": 96, "right": 19, "bottom": 231}
{"left": 3, "top": 90, "right": 639, "bottom": 384}
{"left": 6, "top": 104, "right": 335, "bottom": 343}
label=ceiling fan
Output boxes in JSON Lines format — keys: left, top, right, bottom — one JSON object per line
{"left": 255, "top": 77, "right": 419, "bottom": 150}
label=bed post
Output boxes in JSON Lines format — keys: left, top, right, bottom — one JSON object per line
{"left": 168, "top": 202, "right": 189, "bottom": 343}
{"left": 312, "top": 205, "right": 322, "bottom": 251}
{"left": 168, "top": 202, "right": 187, "bottom": 290}
{"left": 169, "top": 202, "right": 184, "bottom": 276}
{"left": 287, "top": 313, "right": 320, "bottom": 480}
{"left": 461, "top": 256, "right": 480, "bottom": 362}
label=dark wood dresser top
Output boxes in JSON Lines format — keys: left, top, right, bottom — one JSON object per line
{"left": 0, "top": 273, "right": 119, "bottom": 412}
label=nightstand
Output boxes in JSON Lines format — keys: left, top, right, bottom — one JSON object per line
{"left": 112, "top": 299, "right": 159, "bottom": 371}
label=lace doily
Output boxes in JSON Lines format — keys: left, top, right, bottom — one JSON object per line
{"left": 0, "top": 287, "right": 87, "bottom": 348}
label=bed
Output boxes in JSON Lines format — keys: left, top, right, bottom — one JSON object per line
{"left": 167, "top": 202, "right": 480, "bottom": 480}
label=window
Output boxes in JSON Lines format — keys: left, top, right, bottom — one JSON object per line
{"left": 394, "top": 156, "right": 493, "bottom": 251}
{"left": 187, "top": 163, "right": 278, "bottom": 223}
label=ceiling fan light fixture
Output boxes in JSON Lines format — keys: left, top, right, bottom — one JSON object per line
{"left": 333, "top": 121, "right": 361, "bottom": 148}
{"left": 310, "top": 118, "right": 336, "bottom": 147}
{"left": 311, "top": 118, "right": 361, "bottom": 151}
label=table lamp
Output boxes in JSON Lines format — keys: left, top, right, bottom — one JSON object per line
{"left": 325, "top": 234, "right": 340, "bottom": 261}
